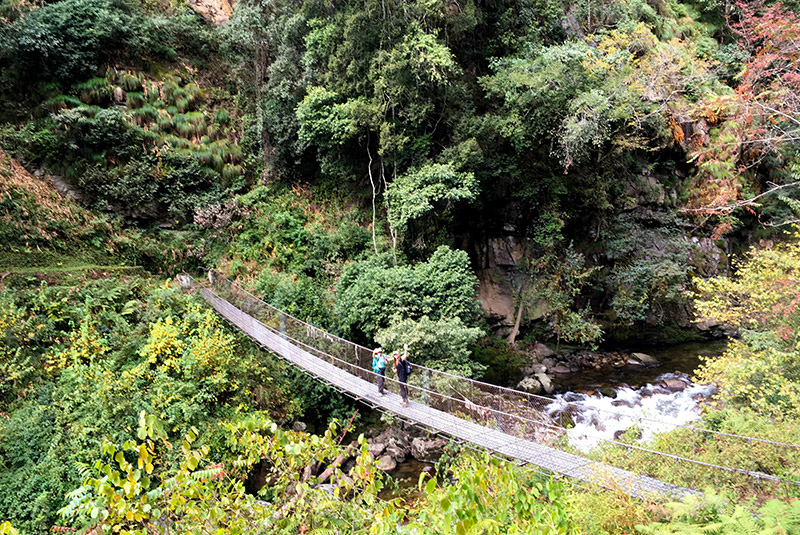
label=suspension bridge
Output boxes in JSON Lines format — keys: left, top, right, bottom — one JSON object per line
{"left": 189, "top": 272, "right": 800, "bottom": 500}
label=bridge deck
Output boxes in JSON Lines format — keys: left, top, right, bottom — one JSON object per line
{"left": 201, "top": 288, "right": 693, "bottom": 499}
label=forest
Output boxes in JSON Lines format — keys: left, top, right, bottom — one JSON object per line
{"left": 1, "top": 0, "right": 800, "bottom": 532}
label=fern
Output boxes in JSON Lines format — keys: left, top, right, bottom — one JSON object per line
{"left": 119, "top": 73, "right": 142, "bottom": 92}
{"left": 162, "top": 80, "right": 179, "bottom": 100}
{"left": 184, "top": 83, "right": 203, "bottom": 104}
{"left": 75, "top": 77, "right": 111, "bottom": 104}
{"left": 125, "top": 91, "right": 145, "bottom": 109}
{"left": 635, "top": 493, "right": 800, "bottom": 535}
{"left": 222, "top": 164, "right": 242, "bottom": 182}
{"left": 175, "top": 97, "right": 191, "bottom": 112}
{"left": 213, "top": 108, "right": 230, "bottom": 125}
{"left": 57, "top": 484, "right": 92, "bottom": 520}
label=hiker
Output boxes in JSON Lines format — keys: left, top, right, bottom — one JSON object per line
{"left": 393, "top": 343, "right": 411, "bottom": 407}
{"left": 372, "top": 347, "right": 387, "bottom": 396}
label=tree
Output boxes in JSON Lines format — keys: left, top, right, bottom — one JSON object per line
{"left": 684, "top": 1, "right": 800, "bottom": 230}
{"left": 334, "top": 246, "right": 482, "bottom": 342}
{"left": 375, "top": 315, "right": 484, "bottom": 376}
{"left": 507, "top": 244, "right": 602, "bottom": 347}
{"left": 694, "top": 230, "right": 800, "bottom": 417}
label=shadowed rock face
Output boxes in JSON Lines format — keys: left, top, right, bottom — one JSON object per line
{"left": 188, "top": 0, "right": 234, "bottom": 24}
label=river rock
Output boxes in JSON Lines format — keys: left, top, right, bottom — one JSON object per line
{"left": 542, "top": 358, "right": 557, "bottom": 369}
{"left": 517, "top": 376, "right": 542, "bottom": 394}
{"left": 630, "top": 352, "right": 660, "bottom": 366}
{"left": 661, "top": 378, "right": 686, "bottom": 392}
{"left": 368, "top": 441, "right": 386, "bottom": 459}
{"left": 292, "top": 421, "right": 307, "bottom": 432}
{"left": 531, "top": 342, "right": 556, "bottom": 359}
{"left": 695, "top": 317, "right": 739, "bottom": 338}
{"left": 552, "top": 365, "right": 571, "bottom": 374}
{"left": 385, "top": 442, "right": 407, "bottom": 463}
{"left": 534, "top": 372, "right": 554, "bottom": 394}
{"left": 377, "top": 455, "right": 397, "bottom": 472}
{"left": 611, "top": 399, "right": 636, "bottom": 408}
{"left": 521, "top": 364, "right": 547, "bottom": 375}
{"left": 411, "top": 437, "right": 448, "bottom": 461}
{"left": 599, "top": 387, "right": 617, "bottom": 399}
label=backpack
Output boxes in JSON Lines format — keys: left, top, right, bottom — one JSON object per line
{"left": 372, "top": 354, "right": 386, "bottom": 373}
{"left": 404, "top": 360, "right": 412, "bottom": 376}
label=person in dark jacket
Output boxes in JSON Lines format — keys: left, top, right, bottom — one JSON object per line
{"left": 393, "top": 343, "right": 411, "bottom": 407}
{"left": 372, "top": 347, "right": 387, "bottom": 396}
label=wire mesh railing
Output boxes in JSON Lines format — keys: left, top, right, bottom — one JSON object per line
{"left": 197, "top": 271, "right": 800, "bottom": 498}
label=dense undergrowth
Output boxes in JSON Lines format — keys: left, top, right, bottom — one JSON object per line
{"left": 3, "top": 0, "right": 800, "bottom": 532}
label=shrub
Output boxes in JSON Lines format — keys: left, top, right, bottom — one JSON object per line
{"left": 5, "top": 0, "right": 142, "bottom": 84}
{"left": 335, "top": 246, "right": 482, "bottom": 342}
{"left": 375, "top": 315, "right": 484, "bottom": 376}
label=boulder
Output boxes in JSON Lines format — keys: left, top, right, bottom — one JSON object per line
{"left": 368, "top": 441, "right": 386, "bottom": 459}
{"left": 552, "top": 409, "right": 576, "bottom": 428}
{"left": 630, "top": 352, "right": 660, "bottom": 366}
{"left": 599, "top": 387, "right": 617, "bottom": 399}
{"left": 542, "top": 358, "right": 557, "bottom": 369}
{"left": 531, "top": 342, "right": 556, "bottom": 359}
{"left": 521, "top": 364, "right": 547, "bottom": 375}
{"left": 517, "top": 376, "right": 542, "bottom": 395}
{"left": 292, "top": 421, "right": 307, "bottom": 432}
{"left": 534, "top": 372, "right": 554, "bottom": 394}
{"left": 385, "top": 443, "right": 407, "bottom": 463}
{"left": 187, "top": 0, "right": 234, "bottom": 24}
{"left": 410, "top": 437, "right": 448, "bottom": 461}
{"left": 377, "top": 455, "right": 397, "bottom": 472}
{"left": 661, "top": 379, "right": 686, "bottom": 392}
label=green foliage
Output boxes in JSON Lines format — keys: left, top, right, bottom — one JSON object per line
{"left": 3, "top": 69, "right": 241, "bottom": 223}
{"left": 0, "top": 280, "right": 300, "bottom": 533}
{"left": 60, "top": 415, "right": 265, "bottom": 534}
{"left": 334, "top": 246, "right": 482, "bottom": 343}
{"left": 604, "top": 212, "right": 692, "bottom": 327}
{"left": 403, "top": 453, "right": 573, "bottom": 534}
{"left": 693, "top": 230, "right": 800, "bottom": 418}
{"left": 221, "top": 415, "right": 386, "bottom": 534}
{"left": 636, "top": 490, "right": 800, "bottom": 534}
{"left": 386, "top": 162, "right": 478, "bottom": 238}
{"left": 516, "top": 244, "right": 603, "bottom": 346}
{"left": 2, "top": 0, "right": 141, "bottom": 84}
{"left": 375, "top": 316, "right": 485, "bottom": 377}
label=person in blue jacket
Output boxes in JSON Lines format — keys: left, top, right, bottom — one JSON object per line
{"left": 372, "top": 347, "right": 387, "bottom": 396}
{"left": 393, "top": 343, "right": 411, "bottom": 407}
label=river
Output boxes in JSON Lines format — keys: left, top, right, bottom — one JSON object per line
{"left": 547, "top": 340, "right": 726, "bottom": 452}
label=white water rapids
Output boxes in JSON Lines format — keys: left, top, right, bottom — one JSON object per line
{"left": 547, "top": 372, "right": 718, "bottom": 453}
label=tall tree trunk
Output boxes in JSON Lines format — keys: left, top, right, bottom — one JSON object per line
{"left": 506, "top": 300, "right": 525, "bottom": 347}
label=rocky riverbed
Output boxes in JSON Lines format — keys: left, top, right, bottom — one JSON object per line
{"left": 513, "top": 340, "right": 727, "bottom": 395}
